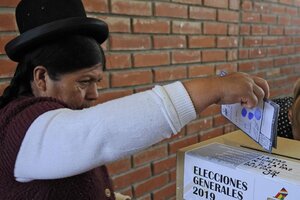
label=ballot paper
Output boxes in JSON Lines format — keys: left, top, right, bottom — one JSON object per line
{"left": 221, "top": 100, "right": 279, "bottom": 152}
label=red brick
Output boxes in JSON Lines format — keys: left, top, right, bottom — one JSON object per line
{"left": 285, "top": 27, "right": 297, "bottom": 35}
{"left": 96, "top": 89, "right": 133, "bottom": 104}
{"left": 253, "top": 2, "right": 270, "bottom": 13}
{"left": 286, "top": 7, "right": 298, "bottom": 16}
{"left": 172, "top": 21, "right": 201, "bottom": 34}
{"left": 217, "top": 37, "right": 238, "bottom": 48}
{"left": 202, "top": 50, "right": 226, "bottom": 62}
{"left": 154, "top": 66, "right": 187, "bottom": 82}
{"left": 111, "top": 70, "right": 152, "bottom": 87}
{"left": 113, "top": 165, "right": 151, "bottom": 190}
{"left": 0, "top": 0, "right": 19, "bottom": 7}
{"left": 188, "top": 64, "right": 215, "bottom": 78}
{"left": 133, "top": 19, "right": 170, "bottom": 33}
{"left": 269, "top": 27, "right": 283, "bottom": 35}
{"left": 0, "top": 58, "right": 17, "bottom": 78}
{"left": 257, "top": 59, "right": 273, "bottom": 69}
{"left": 133, "top": 145, "right": 167, "bottom": 167}
{"left": 267, "top": 47, "right": 282, "bottom": 56}
{"left": 169, "top": 135, "right": 198, "bottom": 154}
{"left": 98, "top": 16, "right": 130, "bottom": 33}
{"left": 204, "top": 0, "right": 228, "bottom": 8}
{"left": 238, "top": 49, "right": 249, "bottom": 59}
{"left": 134, "top": 173, "right": 169, "bottom": 197}
{"left": 134, "top": 52, "right": 170, "bottom": 68}
{"left": 0, "top": 35, "right": 15, "bottom": 55}
{"left": 155, "top": 2, "right": 188, "bottom": 19}
{"left": 289, "top": 56, "right": 300, "bottom": 64}
{"left": 152, "top": 156, "right": 176, "bottom": 174}
{"left": 261, "top": 14, "right": 277, "bottom": 24}
{"left": 251, "top": 25, "right": 268, "bottom": 35}
{"left": 203, "top": 22, "right": 227, "bottom": 35}
{"left": 228, "top": 50, "right": 238, "bottom": 61}
{"left": 282, "top": 46, "right": 295, "bottom": 55}
{"left": 189, "top": 6, "right": 216, "bottom": 20}
{"left": 278, "top": 16, "right": 291, "bottom": 25}
{"left": 243, "top": 37, "right": 262, "bottom": 47}
{"left": 82, "top": 0, "right": 108, "bottom": 13}
{"left": 279, "top": 0, "right": 293, "bottom": 5}
{"left": 152, "top": 183, "right": 176, "bottom": 200}
{"left": 228, "top": 24, "right": 239, "bottom": 35}
{"left": 229, "top": 0, "right": 240, "bottom": 10}
{"left": 271, "top": 5, "right": 286, "bottom": 15}
{"left": 189, "top": 36, "right": 216, "bottom": 48}
{"left": 218, "top": 10, "right": 239, "bottom": 23}
{"left": 263, "top": 37, "right": 279, "bottom": 46}
{"left": 0, "top": 82, "right": 9, "bottom": 96}
{"left": 294, "top": 37, "right": 300, "bottom": 44}
{"left": 200, "top": 127, "right": 224, "bottom": 141}
{"left": 106, "top": 53, "right": 131, "bottom": 69}
{"left": 0, "top": 13, "right": 16, "bottom": 31}
{"left": 281, "top": 66, "right": 294, "bottom": 75}
{"left": 107, "top": 157, "right": 131, "bottom": 175}
{"left": 172, "top": 0, "right": 202, "bottom": 5}
{"left": 216, "top": 63, "right": 237, "bottom": 74}
{"left": 291, "top": 18, "right": 300, "bottom": 26}
{"left": 172, "top": 50, "right": 201, "bottom": 64}
{"left": 242, "top": 12, "right": 260, "bottom": 23}
{"left": 249, "top": 48, "right": 266, "bottom": 58}
{"left": 111, "top": 0, "right": 152, "bottom": 16}
{"left": 266, "top": 68, "right": 281, "bottom": 78}
{"left": 110, "top": 35, "right": 151, "bottom": 50}
{"left": 170, "top": 169, "right": 176, "bottom": 182}
{"left": 153, "top": 35, "right": 186, "bottom": 49}
{"left": 213, "top": 115, "right": 228, "bottom": 126}
{"left": 241, "top": 0, "right": 252, "bottom": 10}
{"left": 240, "top": 25, "right": 250, "bottom": 35}
{"left": 274, "top": 57, "right": 288, "bottom": 66}
{"left": 186, "top": 118, "right": 213, "bottom": 134}
{"left": 224, "top": 124, "right": 237, "bottom": 133}
{"left": 238, "top": 62, "right": 256, "bottom": 72}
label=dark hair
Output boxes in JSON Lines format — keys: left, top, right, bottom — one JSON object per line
{"left": 0, "top": 35, "right": 106, "bottom": 109}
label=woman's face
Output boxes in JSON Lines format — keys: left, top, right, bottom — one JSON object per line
{"left": 39, "top": 63, "right": 103, "bottom": 109}
{"left": 291, "top": 97, "right": 300, "bottom": 140}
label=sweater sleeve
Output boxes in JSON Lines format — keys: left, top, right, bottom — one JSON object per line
{"left": 14, "top": 81, "right": 196, "bottom": 182}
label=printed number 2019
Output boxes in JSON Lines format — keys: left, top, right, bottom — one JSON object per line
{"left": 192, "top": 186, "right": 215, "bottom": 200}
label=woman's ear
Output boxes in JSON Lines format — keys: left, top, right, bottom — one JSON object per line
{"left": 32, "top": 66, "right": 48, "bottom": 93}
{"left": 288, "top": 108, "right": 292, "bottom": 123}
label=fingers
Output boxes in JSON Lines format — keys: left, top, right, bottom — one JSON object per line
{"left": 252, "top": 76, "right": 270, "bottom": 99}
{"left": 241, "top": 91, "right": 258, "bottom": 108}
{"left": 243, "top": 76, "right": 269, "bottom": 108}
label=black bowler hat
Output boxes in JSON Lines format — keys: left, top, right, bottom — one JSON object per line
{"left": 5, "top": 0, "right": 109, "bottom": 62}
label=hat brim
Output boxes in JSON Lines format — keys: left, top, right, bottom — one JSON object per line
{"left": 5, "top": 17, "right": 109, "bottom": 62}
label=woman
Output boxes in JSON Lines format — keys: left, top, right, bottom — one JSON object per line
{"left": 273, "top": 78, "right": 300, "bottom": 140}
{"left": 0, "top": 0, "right": 269, "bottom": 199}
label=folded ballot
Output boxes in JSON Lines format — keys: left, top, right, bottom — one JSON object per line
{"left": 221, "top": 100, "right": 279, "bottom": 152}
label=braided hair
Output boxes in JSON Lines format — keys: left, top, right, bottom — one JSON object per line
{"left": 0, "top": 35, "right": 105, "bottom": 109}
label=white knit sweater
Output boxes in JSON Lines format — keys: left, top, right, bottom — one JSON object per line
{"left": 14, "top": 82, "right": 197, "bottom": 182}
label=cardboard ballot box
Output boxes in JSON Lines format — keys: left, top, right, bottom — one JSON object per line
{"left": 176, "top": 130, "right": 300, "bottom": 200}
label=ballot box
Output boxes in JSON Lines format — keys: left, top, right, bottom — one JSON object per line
{"left": 176, "top": 130, "right": 300, "bottom": 200}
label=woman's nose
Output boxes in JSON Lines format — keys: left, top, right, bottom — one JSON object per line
{"left": 86, "top": 83, "right": 99, "bottom": 100}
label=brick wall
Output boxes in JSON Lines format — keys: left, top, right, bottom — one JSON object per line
{"left": 1, "top": 0, "right": 300, "bottom": 199}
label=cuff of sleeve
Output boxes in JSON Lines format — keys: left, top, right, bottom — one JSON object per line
{"left": 163, "top": 81, "right": 197, "bottom": 128}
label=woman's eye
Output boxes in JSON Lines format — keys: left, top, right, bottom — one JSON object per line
{"left": 79, "top": 80, "right": 91, "bottom": 86}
